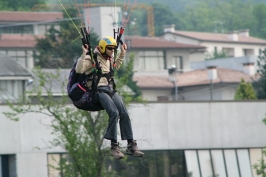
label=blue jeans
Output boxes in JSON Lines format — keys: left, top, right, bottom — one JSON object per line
{"left": 98, "top": 86, "right": 133, "bottom": 141}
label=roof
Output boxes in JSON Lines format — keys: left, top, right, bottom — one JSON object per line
{"left": 0, "top": 53, "right": 32, "bottom": 78}
{"left": 0, "top": 34, "right": 44, "bottom": 48}
{"left": 134, "top": 68, "right": 255, "bottom": 89}
{"left": 125, "top": 36, "right": 205, "bottom": 49}
{"left": 168, "top": 30, "right": 266, "bottom": 44}
{"left": 0, "top": 11, "right": 63, "bottom": 22}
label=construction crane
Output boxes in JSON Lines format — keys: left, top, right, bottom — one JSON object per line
{"left": 31, "top": 3, "right": 155, "bottom": 36}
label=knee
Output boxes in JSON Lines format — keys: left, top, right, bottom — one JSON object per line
{"left": 119, "top": 111, "right": 129, "bottom": 120}
{"left": 109, "top": 109, "right": 119, "bottom": 119}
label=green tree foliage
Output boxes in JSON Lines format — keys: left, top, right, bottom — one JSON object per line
{"left": 253, "top": 4, "right": 266, "bottom": 39}
{"left": 125, "top": 0, "right": 266, "bottom": 38}
{"left": 253, "top": 148, "right": 266, "bottom": 177}
{"left": 252, "top": 48, "right": 266, "bottom": 99}
{"left": 35, "top": 8, "right": 99, "bottom": 68}
{"left": 234, "top": 78, "right": 257, "bottom": 100}
{"left": 205, "top": 49, "right": 227, "bottom": 60}
{"left": 115, "top": 53, "right": 142, "bottom": 100}
{"left": 253, "top": 113, "right": 266, "bottom": 177}
{"left": 0, "top": 0, "right": 47, "bottom": 10}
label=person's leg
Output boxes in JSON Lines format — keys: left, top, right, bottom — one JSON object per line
{"left": 98, "top": 90, "right": 124, "bottom": 159}
{"left": 111, "top": 93, "right": 144, "bottom": 157}
{"left": 111, "top": 92, "right": 133, "bottom": 140}
{"left": 98, "top": 91, "right": 119, "bottom": 141}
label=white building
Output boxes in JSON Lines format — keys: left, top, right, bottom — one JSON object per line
{"left": 0, "top": 101, "right": 266, "bottom": 177}
{"left": 161, "top": 24, "right": 266, "bottom": 58}
{"left": 0, "top": 11, "right": 63, "bottom": 70}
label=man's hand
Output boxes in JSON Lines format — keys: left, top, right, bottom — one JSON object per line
{"left": 121, "top": 43, "right": 127, "bottom": 51}
{"left": 82, "top": 44, "right": 89, "bottom": 55}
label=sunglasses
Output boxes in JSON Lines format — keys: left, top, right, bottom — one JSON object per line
{"left": 106, "top": 46, "right": 116, "bottom": 50}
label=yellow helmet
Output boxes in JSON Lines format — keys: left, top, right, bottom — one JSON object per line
{"left": 98, "top": 36, "right": 117, "bottom": 53}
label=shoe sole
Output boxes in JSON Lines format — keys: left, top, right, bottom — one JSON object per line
{"left": 125, "top": 152, "right": 144, "bottom": 157}
{"left": 111, "top": 155, "right": 124, "bottom": 159}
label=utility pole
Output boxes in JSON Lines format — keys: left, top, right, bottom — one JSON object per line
{"left": 168, "top": 65, "right": 178, "bottom": 101}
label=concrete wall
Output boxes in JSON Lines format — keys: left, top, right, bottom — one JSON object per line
{"left": 1, "top": 101, "right": 266, "bottom": 176}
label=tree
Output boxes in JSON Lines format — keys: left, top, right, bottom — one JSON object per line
{"left": 35, "top": 8, "right": 99, "bottom": 68}
{"left": 253, "top": 114, "right": 266, "bottom": 177}
{"left": 253, "top": 4, "right": 266, "bottom": 39}
{"left": 205, "top": 49, "right": 227, "bottom": 60}
{"left": 234, "top": 79, "right": 257, "bottom": 100}
{"left": 252, "top": 48, "right": 266, "bottom": 99}
{"left": 0, "top": 0, "right": 47, "bottom": 10}
{"left": 116, "top": 53, "right": 142, "bottom": 99}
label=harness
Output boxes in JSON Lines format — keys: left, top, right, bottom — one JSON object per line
{"left": 83, "top": 52, "right": 116, "bottom": 97}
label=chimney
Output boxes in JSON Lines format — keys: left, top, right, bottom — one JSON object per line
{"left": 207, "top": 66, "right": 217, "bottom": 80}
{"left": 163, "top": 24, "right": 175, "bottom": 33}
{"left": 227, "top": 30, "right": 238, "bottom": 41}
{"left": 243, "top": 62, "right": 255, "bottom": 75}
{"left": 238, "top": 29, "right": 249, "bottom": 37}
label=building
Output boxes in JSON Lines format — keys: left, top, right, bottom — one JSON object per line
{"left": 0, "top": 11, "right": 63, "bottom": 70}
{"left": 161, "top": 24, "right": 266, "bottom": 58}
{"left": 1, "top": 101, "right": 266, "bottom": 177}
{"left": 124, "top": 36, "right": 205, "bottom": 73}
{"left": 0, "top": 53, "right": 33, "bottom": 103}
{"left": 134, "top": 66, "right": 257, "bottom": 101}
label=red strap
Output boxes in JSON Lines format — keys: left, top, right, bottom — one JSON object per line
{"left": 78, "top": 84, "right": 86, "bottom": 92}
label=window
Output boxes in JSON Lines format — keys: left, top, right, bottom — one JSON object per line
{"left": 211, "top": 150, "right": 226, "bottom": 177}
{"left": 47, "top": 153, "right": 70, "bottom": 177}
{"left": 48, "top": 148, "right": 264, "bottom": 177}
{"left": 49, "top": 150, "right": 187, "bottom": 177}
{"left": 138, "top": 51, "right": 165, "bottom": 71}
{"left": 224, "top": 150, "right": 240, "bottom": 177}
{"left": 0, "top": 25, "right": 33, "bottom": 34}
{"left": 185, "top": 150, "right": 201, "bottom": 177}
{"left": 198, "top": 150, "right": 213, "bottom": 177}
{"left": 222, "top": 48, "right": 234, "bottom": 57}
{"left": 237, "top": 149, "right": 253, "bottom": 177}
{"left": 243, "top": 49, "right": 254, "bottom": 56}
{"left": 157, "top": 96, "right": 169, "bottom": 102}
{"left": 4, "top": 50, "right": 34, "bottom": 68}
{"left": 0, "top": 155, "right": 16, "bottom": 177}
{"left": 169, "top": 56, "right": 183, "bottom": 72}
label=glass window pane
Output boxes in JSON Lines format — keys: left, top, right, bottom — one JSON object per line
{"left": 7, "top": 51, "right": 16, "bottom": 57}
{"left": 224, "top": 150, "right": 240, "bottom": 177}
{"left": 250, "top": 148, "right": 263, "bottom": 177}
{"left": 211, "top": 150, "right": 226, "bottom": 177}
{"left": 0, "top": 156, "right": 2, "bottom": 177}
{"left": 185, "top": 150, "right": 200, "bottom": 177}
{"left": 16, "top": 51, "right": 25, "bottom": 56}
{"left": 198, "top": 150, "right": 213, "bottom": 177}
{"left": 47, "top": 154, "right": 61, "bottom": 177}
{"left": 237, "top": 149, "right": 253, "bottom": 177}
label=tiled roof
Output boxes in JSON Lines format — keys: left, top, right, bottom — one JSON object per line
{"left": 170, "top": 31, "right": 266, "bottom": 44}
{"left": 0, "top": 34, "right": 44, "bottom": 48}
{"left": 0, "top": 11, "right": 63, "bottom": 22}
{"left": 0, "top": 53, "right": 32, "bottom": 77}
{"left": 133, "top": 75, "right": 173, "bottom": 89}
{"left": 134, "top": 68, "right": 255, "bottom": 89}
{"left": 125, "top": 36, "right": 205, "bottom": 49}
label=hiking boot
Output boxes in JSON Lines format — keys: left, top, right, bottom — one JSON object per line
{"left": 111, "top": 142, "right": 124, "bottom": 159}
{"left": 126, "top": 140, "right": 144, "bottom": 157}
